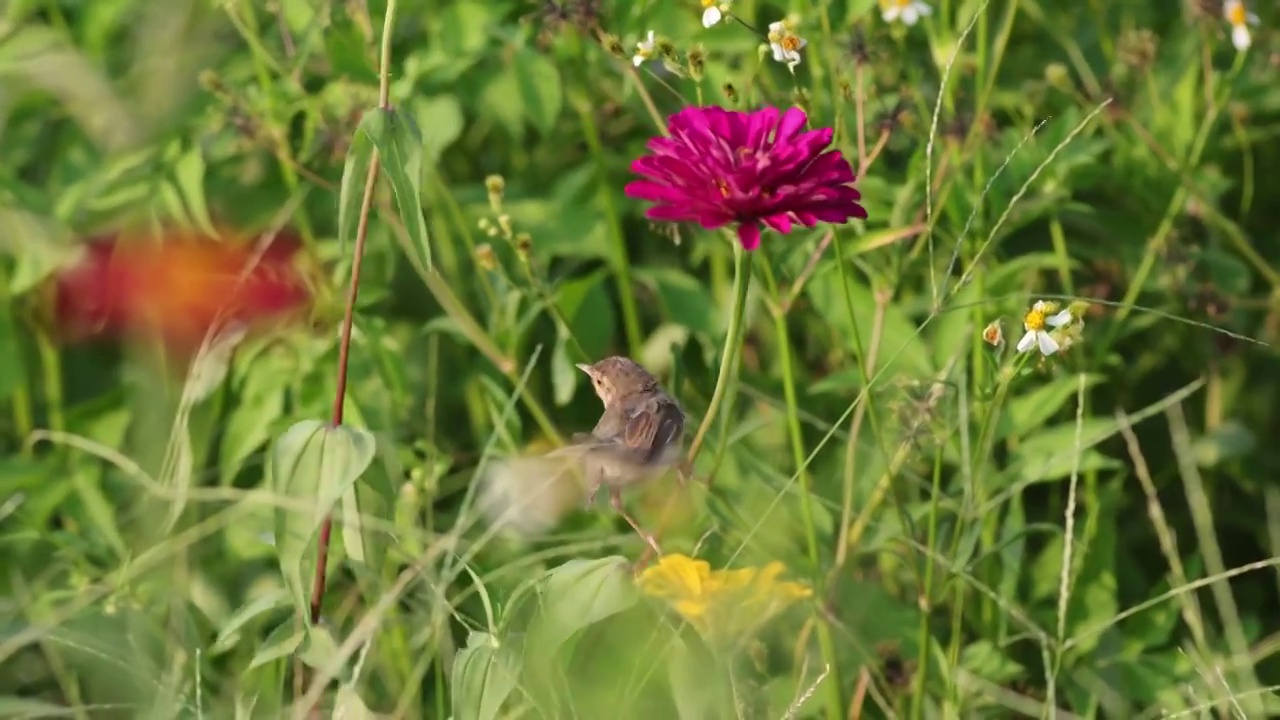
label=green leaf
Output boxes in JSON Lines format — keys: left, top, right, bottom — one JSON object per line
{"left": 218, "top": 348, "right": 289, "bottom": 485}
{"left": 634, "top": 267, "right": 719, "bottom": 339}
{"left": 248, "top": 621, "right": 305, "bottom": 670}
{"left": 479, "top": 72, "right": 525, "bottom": 140}
{"left": 999, "top": 374, "right": 1103, "bottom": 442}
{"left": 513, "top": 49, "right": 562, "bottom": 135}
{"left": 173, "top": 146, "right": 217, "bottom": 236}
{"left": 413, "top": 94, "right": 465, "bottom": 167}
{"left": 298, "top": 624, "right": 341, "bottom": 672}
{"left": 436, "top": 1, "right": 498, "bottom": 59}
{"left": 960, "top": 640, "right": 1025, "bottom": 684}
{"left": 1194, "top": 419, "right": 1257, "bottom": 468}
{"left": 337, "top": 114, "right": 377, "bottom": 258}
{"left": 524, "top": 557, "right": 640, "bottom": 661}
{"left": 451, "top": 631, "right": 521, "bottom": 720}
{"left": 363, "top": 108, "right": 433, "bottom": 271}
{"left": 0, "top": 207, "right": 78, "bottom": 295}
{"left": 551, "top": 325, "right": 577, "bottom": 407}
{"left": 212, "top": 588, "right": 292, "bottom": 655}
{"left": 805, "top": 269, "right": 933, "bottom": 382}
{"left": 268, "top": 419, "right": 378, "bottom": 622}
{"left": 333, "top": 685, "right": 378, "bottom": 720}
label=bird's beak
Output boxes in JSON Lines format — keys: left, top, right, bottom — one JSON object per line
{"left": 575, "top": 363, "right": 593, "bottom": 376}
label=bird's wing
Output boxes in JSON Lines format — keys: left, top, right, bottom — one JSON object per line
{"left": 623, "top": 398, "right": 685, "bottom": 464}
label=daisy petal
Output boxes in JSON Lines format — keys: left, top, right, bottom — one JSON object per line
{"left": 1037, "top": 331, "right": 1060, "bottom": 356}
{"left": 1046, "top": 309, "right": 1073, "bottom": 327}
{"left": 1016, "top": 330, "right": 1037, "bottom": 353}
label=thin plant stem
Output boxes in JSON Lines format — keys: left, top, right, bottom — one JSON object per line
{"left": 687, "top": 241, "right": 752, "bottom": 475}
{"left": 758, "top": 257, "right": 844, "bottom": 719}
{"left": 309, "top": 0, "right": 399, "bottom": 630}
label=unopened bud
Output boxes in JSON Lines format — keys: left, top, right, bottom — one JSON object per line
{"left": 515, "top": 233, "right": 533, "bottom": 255}
{"left": 598, "top": 31, "right": 626, "bottom": 59}
{"left": 722, "top": 82, "right": 738, "bottom": 104}
{"left": 687, "top": 46, "right": 706, "bottom": 81}
{"left": 475, "top": 243, "right": 497, "bottom": 271}
{"left": 485, "top": 175, "right": 505, "bottom": 212}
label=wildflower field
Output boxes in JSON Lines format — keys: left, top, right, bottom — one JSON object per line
{"left": 3, "top": 0, "right": 1280, "bottom": 717}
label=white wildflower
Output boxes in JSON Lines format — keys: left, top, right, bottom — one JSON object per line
{"left": 633, "top": 30, "right": 656, "bottom": 67}
{"left": 701, "top": 0, "right": 731, "bottom": 28}
{"left": 1223, "top": 0, "right": 1259, "bottom": 51}
{"left": 1015, "top": 300, "right": 1073, "bottom": 356}
{"left": 882, "top": 0, "right": 932, "bottom": 26}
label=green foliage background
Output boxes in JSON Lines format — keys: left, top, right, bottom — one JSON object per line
{"left": 2, "top": 0, "right": 1280, "bottom": 717}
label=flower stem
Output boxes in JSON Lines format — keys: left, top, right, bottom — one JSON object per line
{"left": 310, "top": 0, "right": 399, "bottom": 628}
{"left": 686, "top": 241, "right": 751, "bottom": 475}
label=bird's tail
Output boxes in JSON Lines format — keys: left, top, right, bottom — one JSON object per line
{"left": 476, "top": 451, "right": 589, "bottom": 539}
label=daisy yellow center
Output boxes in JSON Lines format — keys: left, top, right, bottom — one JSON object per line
{"left": 780, "top": 36, "right": 802, "bottom": 51}
{"left": 702, "top": 0, "right": 716, "bottom": 7}
{"left": 1226, "top": 4, "right": 1245, "bottom": 25}
{"left": 1023, "top": 309, "right": 1046, "bottom": 331}
{"left": 892, "top": 0, "right": 912, "bottom": 7}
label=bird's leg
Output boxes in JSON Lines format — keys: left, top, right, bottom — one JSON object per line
{"left": 610, "top": 486, "right": 662, "bottom": 557}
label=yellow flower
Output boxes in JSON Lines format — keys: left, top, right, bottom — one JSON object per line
{"left": 637, "top": 554, "right": 813, "bottom": 646}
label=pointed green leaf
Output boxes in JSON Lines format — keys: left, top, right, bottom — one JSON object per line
{"left": 524, "top": 557, "right": 639, "bottom": 661}
{"left": 173, "top": 146, "right": 217, "bottom": 237}
{"left": 336, "top": 115, "right": 378, "bottom": 258}
{"left": 248, "top": 621, "right": 305, "bottom": 670}
{"left": 268, "top": 419, "right": 377, "bottom": 622}
{"left": 363, "top": 108, "right": 433, "bottom": 271}
{"left": 333, "top": 685, "right": 378, "bottom": 720}
{"left": 451, "top": 631, "right": 520, "bottom": 720}
{"left": 212, "top": 588, "right": 292, "bottom": 654}
{"left": 513, "top": 49, "right": 562, "bottom": 135}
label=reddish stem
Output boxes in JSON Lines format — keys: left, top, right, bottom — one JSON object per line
{"left": 309, "top": 133, "right": 382, "bottom": 626}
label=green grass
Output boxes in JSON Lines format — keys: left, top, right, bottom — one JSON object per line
{"left": 3, "top": 0, "right": 1280, "bottom": 717}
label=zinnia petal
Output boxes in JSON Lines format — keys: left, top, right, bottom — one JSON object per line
{"left": 627, "top": 106, "right": 867, "bottom": 250}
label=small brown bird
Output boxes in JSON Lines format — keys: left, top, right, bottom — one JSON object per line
{"left": 564, "top": 356, "right": 686, "bottom": 554}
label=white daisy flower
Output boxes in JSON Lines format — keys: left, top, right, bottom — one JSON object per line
{"left": 882, "top": 0, "right": 932, "bottom": 26}
{"left": 1015, "top": 300, "right": 1073, "bottom": 356}
{"left": 1223, "top": 0, "right": 1260, "bottom": 51}
{"left": 633, "top": 30, "right": 656, "bottom": 67}
{"left": 701, "top": 0, "right": 731, "bottom": 28}
{"left": 767, "top": 20, "right": 807, "bottom": 70}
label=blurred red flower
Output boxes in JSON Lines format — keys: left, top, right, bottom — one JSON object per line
{"left": 49, "top": 229, "right": 316, "bottom": 355}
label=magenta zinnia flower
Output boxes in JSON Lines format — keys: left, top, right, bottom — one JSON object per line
{"left": 625, "top": 105, "right": 867, "bottom": 250}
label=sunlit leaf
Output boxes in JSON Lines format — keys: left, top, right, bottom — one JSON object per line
{"left": 362, "top": 108, "right": 433, "bottom": 271}
{"left": 172, "top": 146, "right": 217, "bottom": 237}
{"left": 248, "top": 621, "right": 305, "bottom": 670}
{"left": 414, "top": 94, "right": 465, "bottom": 167}
{"left": 333, "top": 685, "right": 378, "bottom": 720}
{"left": 337, "top": 114, "right": 378, "bottom": 258}
{"left": 523, "top": 556, "right": 639, "bottom": 661}
{"left": 451, "top": 631, "right": 521, "bottom": 720}
{"left": 513, "top": 48, "right": 562, "bottom": 135}
{"left": 212, "top": 588, "right": 293, "bottom": 655}
{"left": 268, "top": 419, "right": 377, "bottom": 622}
